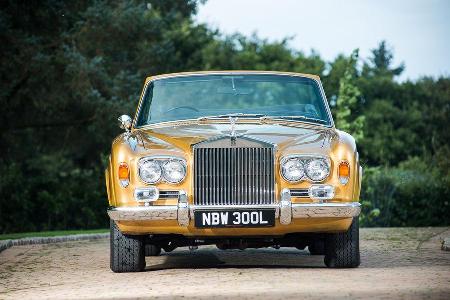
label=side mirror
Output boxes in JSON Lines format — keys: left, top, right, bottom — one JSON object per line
{"left": 118, "top": 115, "right": 132, "bottom": 132}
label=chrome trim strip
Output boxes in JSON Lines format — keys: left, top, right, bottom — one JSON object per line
{"left": 107, "top": 201, "right": 360, "bottom": 222}
{"left": 107, "top": 191, "right": 360, "bottom": 222}
{"left": 192, "top": 135, "right": 274, "bottom": 149}
{"left": 189, "top": 204, "right": 280, "bottom": 214}
{"left": 107, "top": 206, "right": 178, "bottom": 221}
{"left": 291, "top": 202, "right": 361, "bottom": 218}
{"left": 177, "top": 190, "right": 189, "bottom": 226}
{"left": 279, "top": 188, "right": 292, "bottom": 225}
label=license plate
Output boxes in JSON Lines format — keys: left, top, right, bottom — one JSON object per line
{"left": 194, "top": 209, "right": 275, "bottom": 228}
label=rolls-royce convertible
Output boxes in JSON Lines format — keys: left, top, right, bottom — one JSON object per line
{"left": 106, "top": 71, "right": 362, "bottom": 272}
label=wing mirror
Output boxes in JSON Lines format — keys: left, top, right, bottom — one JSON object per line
{"left": 118, "top": 115, "right": 132, "bottom": 132}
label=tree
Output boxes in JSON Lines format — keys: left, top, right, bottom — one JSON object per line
{"left": 0, "top": 1, "right": 448, "bottom": 232}
{"left": 335, "top": 49, "right": 365, "bottom": 141}
{"left": 362, "top": 40, "right": 405, "bottom": 78}
{"left": 0, "top": 0, "right": 209, "bottom": 232}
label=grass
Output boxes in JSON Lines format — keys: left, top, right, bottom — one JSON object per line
{"left": 0, "top": 229, "right": 108, "bottom": 240}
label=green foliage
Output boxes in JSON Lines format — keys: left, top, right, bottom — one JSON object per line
{"left": 0, "top": 0, "right": 209, "bottom": 233}
{"left": 360, "top": 158, "right": 449, "bottom": 227}
{"left": 201, "top": 33, "right": 326, "bottom": 74}
{"left": 362, "top": 41, "right": 405, "bottom": 78}
{"left": 0, "top": 155, "right": 106, "bottom": 232}
{"left": 0, "top": 1, "right": 448, "bottom": 232}
{"left": 335, "top": 49, "right": 365, "bottom": 141}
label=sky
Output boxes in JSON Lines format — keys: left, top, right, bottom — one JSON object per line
{"left": 196, "top": 0, "right": 450, "bottom": 81}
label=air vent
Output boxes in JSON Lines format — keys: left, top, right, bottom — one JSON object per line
{"left": 159, "top": 190, "right": 180, "bottom": 199}
{"left": 290, "top": 188, "right": 309, "bottom": 198}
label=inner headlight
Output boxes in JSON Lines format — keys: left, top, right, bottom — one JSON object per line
{"left": 305, "top": 158, "right": 330, "bottom": 182}
{"left": 281, "top": 158, "right": 305, "bottom": 182}
{"left": 162, "top": 160, "right": 186, "bottom": 184}
{"left": 138, "top": 159, "right": 162, "bottom": 184}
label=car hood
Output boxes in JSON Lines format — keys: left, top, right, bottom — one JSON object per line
{"left": 125, "top": 121, "right": 339, "bottom": 156}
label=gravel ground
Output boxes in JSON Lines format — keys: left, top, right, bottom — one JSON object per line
{"left": 0, "top": 227, "right": 449, "bottom": 300}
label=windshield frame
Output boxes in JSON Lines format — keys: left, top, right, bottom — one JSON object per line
{"left": 132, "top": 72, "right": 335, "bottom": 129}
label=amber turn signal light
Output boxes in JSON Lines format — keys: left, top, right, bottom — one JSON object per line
{"left": 338, "top": 161, "right": 350, "bottom": 185}
{"left": 118, "top": 162, "right": 130, "bottom": 187}
{"left": 118, "top": 162, "right": 129, "bottom": 179}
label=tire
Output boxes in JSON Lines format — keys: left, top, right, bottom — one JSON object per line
{"left": 145, "top": 244, "right": 162, "bottom": 256}
{"left": 110, "top": 220, "right": 146, "bottom": 273}
{"left": 308, "top": 240, "right": 325, "bottom": 255}
{"left": 324, "top": 217, "right": 360, "bottom": 268}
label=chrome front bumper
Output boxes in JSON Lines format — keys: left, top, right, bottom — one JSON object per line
{"left": 107, "top": 189, "right": 361, "bottom": 226}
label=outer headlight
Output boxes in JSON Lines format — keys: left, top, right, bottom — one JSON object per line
{"left": 281, "top": 158, "right": 305, "bottom": 182}
{"left": 138, "top": 159, "right": 162, "bottom": 184}
{"left": 162, "top": 160, "right": 186, "bottom": 184}
{"left": 305, "top": 158, "right": 330, "bottom": 182}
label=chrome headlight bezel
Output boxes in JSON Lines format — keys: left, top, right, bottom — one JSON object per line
{"left": 162, "top": 159, "right": 187, "bottom": 184}
{"left": 280, "top": 155, "right": 331, "bottom": 183}
{"left": 280, "top": 157, "right": 305, "bottom": 182}
{"left": 138, "top": 156, "right": 186, "bottom": 185}
{"left": 138, "top": 158, "right": 163, "bottom": 184}
{"left": 304, "top": 157, "right": 331, "bottom": 182}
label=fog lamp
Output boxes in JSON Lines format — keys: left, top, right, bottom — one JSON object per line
{"left": 134, "top": 187, "right": 159, "bottom": 205}
{"left": 309, "top": 184, "right": 335, "bottom": 200}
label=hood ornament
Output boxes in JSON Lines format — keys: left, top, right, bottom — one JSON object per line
{"left": 229, "top": 116, "right": 237, "bottom": 146}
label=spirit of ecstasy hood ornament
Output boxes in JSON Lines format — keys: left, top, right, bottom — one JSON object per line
{"left": 229, "top": 116, "right": 237, "bottom": 146}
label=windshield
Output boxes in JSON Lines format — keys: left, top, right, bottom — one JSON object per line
{"left": 136, "top": 74, "right": 332, "bottom": 126}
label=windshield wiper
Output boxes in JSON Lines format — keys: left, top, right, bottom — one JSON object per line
{"left": 196, "top": 113, "right": 328, "bottom": 125}
{"left": 197, "top": 113, "right": 266, "bottom": 121}
{"left": 266, "top": 115, "right": 329, "bottom": 124}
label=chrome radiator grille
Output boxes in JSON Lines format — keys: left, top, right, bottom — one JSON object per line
{"left": 194, "top": 147, "right": 275, "bottom": 205}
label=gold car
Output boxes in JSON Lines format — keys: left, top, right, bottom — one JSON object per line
{"left": 106, "top": 71, "right": 362, "bottom": 272}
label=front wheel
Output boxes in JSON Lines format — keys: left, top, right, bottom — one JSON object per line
{"left": 110, "top": 220, "right": 146, "bottom": 273}
{"left": 324, "top": 217, "right": 360, "bottom": 268}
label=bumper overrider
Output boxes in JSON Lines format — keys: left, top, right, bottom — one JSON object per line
{"left": 108, "top": 189, "right": 361, "bottom": 226}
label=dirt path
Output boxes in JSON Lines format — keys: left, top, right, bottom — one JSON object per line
{"left": 1, "top": 227, "right": 449, "bottom": 299}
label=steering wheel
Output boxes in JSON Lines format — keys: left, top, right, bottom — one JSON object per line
{"left": 164, "top": 106, "right": 199, "bottom": 114}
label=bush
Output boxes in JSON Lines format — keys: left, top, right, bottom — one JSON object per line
{"left": 0, "top": 155, "right": 108, "bottom": 233}
{"left": 360, "top": 158, "right": 449, "bottom": 227}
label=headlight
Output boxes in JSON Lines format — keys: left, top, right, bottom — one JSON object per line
{"left": 138, "top": 156, "right": 186, "bottom": 184}
{"left": 162, "top": 160, "right": 186, "bottom": 184}
{"left": 281, "top": 155, "right": 330, "bottom": 182}
{"left": 138, "top": 159, "right": 162, "bottom": 184}
{"left": 281, "top": 158, "right": 304, "bottom": 182}
{"left": 305, "top": 158, "right": 330, "bottom": 182}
